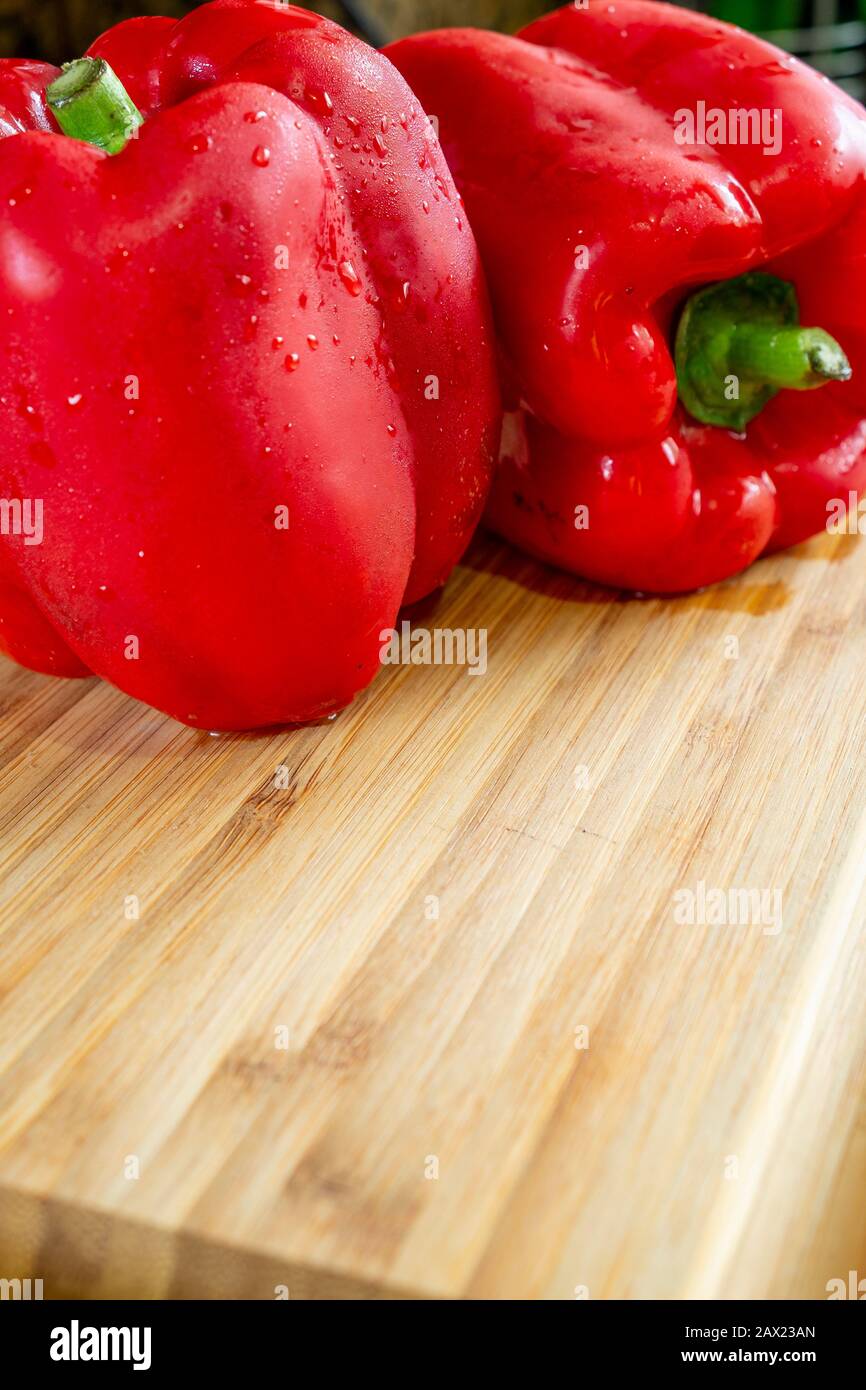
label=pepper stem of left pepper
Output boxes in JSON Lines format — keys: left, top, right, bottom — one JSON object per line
{"left": 46, "top": 58, "right": 143, "bottom": 155}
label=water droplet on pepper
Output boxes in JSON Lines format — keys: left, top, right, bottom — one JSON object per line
{"left": 337, "top": 261, "right": 362, "bottom": 296}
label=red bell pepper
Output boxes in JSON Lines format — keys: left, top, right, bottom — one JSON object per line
{"left": 0, "top": 0, "right": 499, "bottom": 728}
{"left": 388, "top": 0, "right": 866, "bottom": 592}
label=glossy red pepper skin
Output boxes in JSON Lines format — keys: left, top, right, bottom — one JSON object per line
{"left": 388, "top": 0, "right": 866, "bottom": 593}
{"left": 0, "top": 0, "right": 499, "bottom": 728}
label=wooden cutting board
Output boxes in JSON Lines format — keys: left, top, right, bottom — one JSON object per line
{"left": 1, "top": 529, "right": 865, "bottom": 1300}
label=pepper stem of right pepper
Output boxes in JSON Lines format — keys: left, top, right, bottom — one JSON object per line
{"left": 728, "top": 324, "right": 850, "bottom": 392}
{"left": 46, "top": 58, "right": 143, "bottom": 155}
{"left": 675, "top": 271, "right": 852, "bottom": 431}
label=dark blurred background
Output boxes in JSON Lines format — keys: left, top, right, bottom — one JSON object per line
{"left": 2, "top": 1, "right": 864, "bottom": 97}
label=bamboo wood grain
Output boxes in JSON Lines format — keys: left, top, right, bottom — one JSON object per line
{"left": 0, "top": 531, "right": 864, "bottom": 1300}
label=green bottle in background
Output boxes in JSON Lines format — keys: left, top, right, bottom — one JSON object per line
{"left": 711, "top": 2, "right": 805, "bottom": 28}
{"left": 695, "top": 0, "right": 866, "bottom": 99}
{"left": 707, "top": 0, "right": 866, "bottom": 28}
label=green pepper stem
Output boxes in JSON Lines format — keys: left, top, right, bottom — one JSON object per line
{"left": 47, "top": 58, "right": 143, "bottom": 155}
{"left": 728, "top": 324, "right": 852, "bottom": 392}
{"left": 675, "top": 271, "right": 852, "bottom": 431}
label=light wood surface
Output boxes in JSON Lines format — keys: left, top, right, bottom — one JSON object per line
{"left": 0, "top": 529, "right": 864, "bottom": 1300}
